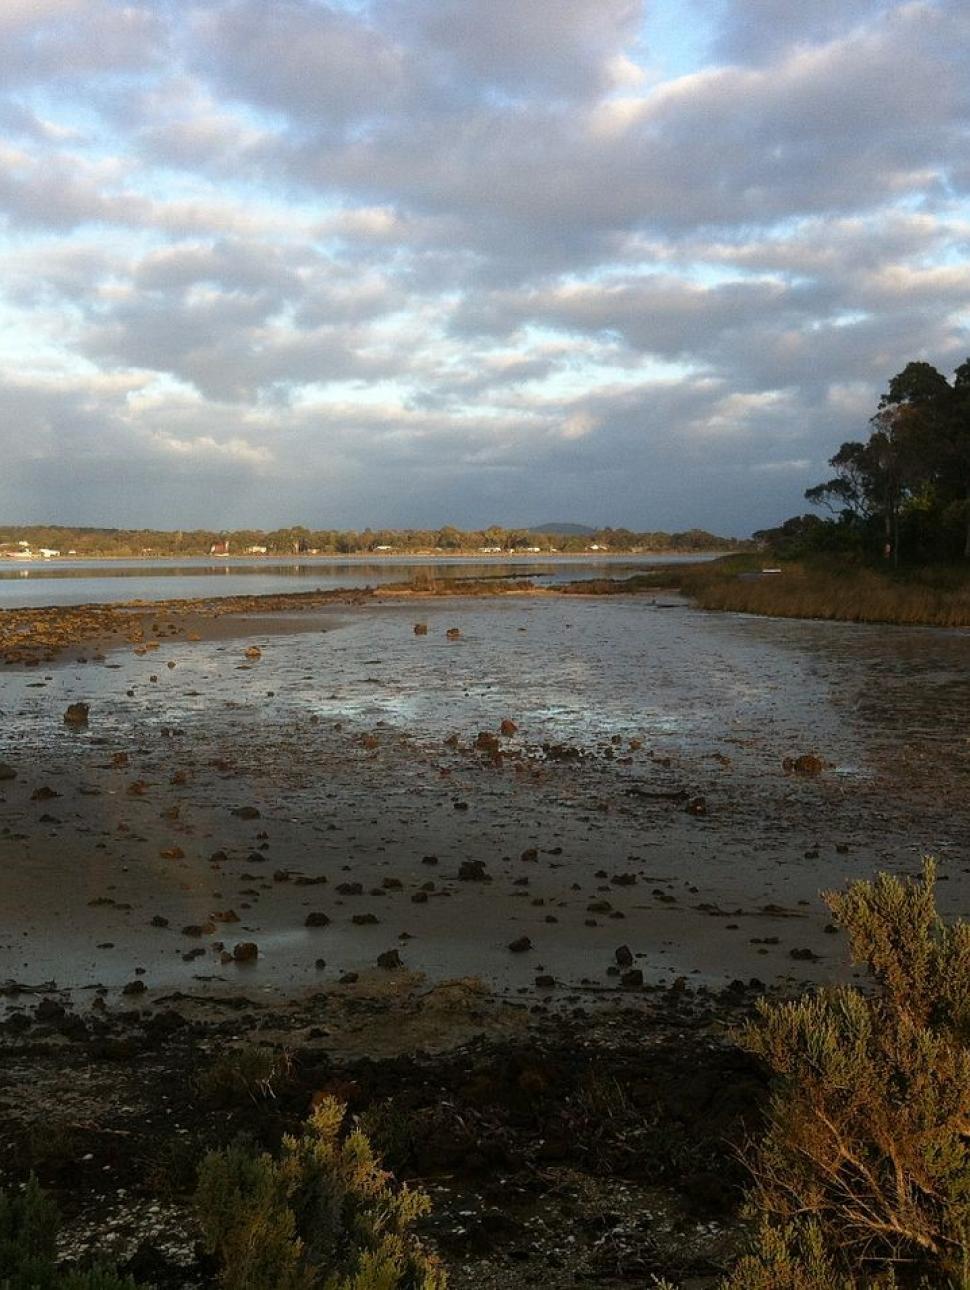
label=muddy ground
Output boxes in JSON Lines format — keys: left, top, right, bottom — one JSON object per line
{"left": 1, "top": 588, "right": 969, "bottom": 1285}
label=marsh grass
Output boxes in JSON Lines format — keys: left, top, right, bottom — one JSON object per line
{"left": 676, "top": 557, "right": 970, "bottom": 627}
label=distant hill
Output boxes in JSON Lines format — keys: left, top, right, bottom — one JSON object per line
{"left": 528, "top": 522, "right": 596, "bottom": 535}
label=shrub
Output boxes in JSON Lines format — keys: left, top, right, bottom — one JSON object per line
{"left": 0, "top": 1175, "right": 138, "bottom": 1289}
{"left": 195, "top": 1096, "right": 446, "bottom": 1289}
{"left": 193, "top": 1043, "right": 294, "bottom": 1107}
{"left": 723, "top": 860, "right": 970, "bottom": 1288}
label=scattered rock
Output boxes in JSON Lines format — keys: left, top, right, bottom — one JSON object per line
{"left": 232, "top": 805, "right": 261, "bottom": 819}
{"left": 413, "top": 623, "right": 428, "bottom": 635}
{"left": 0, "top": 763, "right": 16, "bottom": 781}
{"left": 614, "top": 945, "right": 634, "bottom": 968}
{"left": 784, "top": 753, "right": 825, "bottom": 776}
{"left": 305, "top": 912, "right": 331, "bottom": 928}
{"left": 508, "top": 936, "right": 532, "bottom": 953}
{"left": 377, "top": 949, "right": 402, "bottom": 970}
{"left": 446, "top": 627, "right": 461, "bottom": 639}
{"left": 63, "top": 702, "right": 90, "bottom": 726}
{"left": 500, "top": 719, "right": 518, "bottom": 736}
{"left": 121, "top": 980, "right": 146, "bottom": 996}
{"left": 458, "top": 860, "right": 490, "bottom": 882}
{"left": 232, "top": 942, "right": 259, "bottom": 962}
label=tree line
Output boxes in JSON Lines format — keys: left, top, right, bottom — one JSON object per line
{"left": 0, "top": 524, "right": 737, "bottom": 558}
{"left": 759, "top": 358, "right": 970, "bottom": 564}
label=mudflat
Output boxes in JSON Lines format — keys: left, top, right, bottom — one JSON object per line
{"left": 2, "top": 590, "right": 968, "bottom": 1005}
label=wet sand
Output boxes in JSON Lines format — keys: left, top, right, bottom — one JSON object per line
{"left": 2, "top": 592, "right": 969, "bottom": 1010}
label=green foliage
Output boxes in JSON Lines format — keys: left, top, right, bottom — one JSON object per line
{"left": 195, "top": 1096, "right": 446, "bottom": 1290}
{"left": 193, "top": 1044, "right": 294, "bottom": 1107}
{"left": 723, "top": 861, "right": 970, "bottom": 1288}
{"left": 0, "top": 523, "right": 740, "bottom": 558}
{"left": 796, "top": 356, "right": 970, "bottom": 564}
{"left": 0, "top": 1176, "right": 138, "bottom": 1289}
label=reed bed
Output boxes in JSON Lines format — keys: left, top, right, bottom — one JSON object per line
{"left": 683, "top": 561, "right": 970, "bottom": 628}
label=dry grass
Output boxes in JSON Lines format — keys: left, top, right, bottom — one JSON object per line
{"left": 675, "top": 558, "right": 970, "bottom": 628}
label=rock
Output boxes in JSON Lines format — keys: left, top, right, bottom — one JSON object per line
{"left": 685, "top": 796, "right": 708, "bottom": 816}
{"left": 784, "top": 753, "right": 825, "bottom": 776}
{"left": 790, "top": 947, "right": 820, "bottom": 961}
{"left": 614, "top": 945, "right": 634, "bottom": 968}
{"left": 122, "top": 980, "right": 147, "bottom": 996}
{"left": 413, "top": 623, "right": 428, "bottom": 635}
{"left": 534, "top": 975, "right": 555, "bottom": 989}
{"left": 352, "top": 913, "right": 379, "bottom": 925}
{"left": 232, "top": 942, "right": 259, "bottom": 962}
{"left": 244, "top": 646, "right": 262, "bottom": 660}
{"left": 337, "top": 881, "right": 363, "bottom": 895}
{"left": 475, "top": 731, "right": 500, "bottom": 752}
{"left": 610, "top": 873, "right": 636, "bottom": 886}
{"left": 508, "top": 936, "right": 532, "bottom": 953}
{"left": 500, "top": 719, "right": 518, "bottom": 736}
{"left": 411, "top": 891, "right": 429, "bottom": 904}
{"left": 305, "top": 912, "right": 331, "bottom": 927}
{"left": 377, "top": 949, "right": 402, "bottom": 970}
{"left": 338, "top": 972, "right": 359, "bottom": 984}
{"left": 620, "top": 969, "right": 644, "bottom": 989}
{"left": 31, "top": 785, "right": 60, "bottom": 801}
{"left": 458, "top": 860, "right": 490, "bottom": 882}
{"left": 35, "top": 998, "right": 66, "bottom": 1022}
{"left": 446, "top": 627, "right": 461, "bottom": 639}
{"left": 232, "top": 805, "right": 261, "bottom": 819}
{"left": 63, "top": 702, "right": 90, "bottom": 726}
{"left": 0, "top": 763, "right": 16, "bottom": 781}
{"left": 149, "top": 915, "right": 169, "bottom": 928}
{"left": 520, "top": 848, "right": 538, "bottom": 863}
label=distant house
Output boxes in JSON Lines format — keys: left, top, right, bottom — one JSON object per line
{"left": 373, "top": 544, "right": 393, "bottom": 552}
{"left": 38, "top": 548, "right": 60, "bottom": 558}
{"left": 210, "top": 540, "right": 230, "bottom": 556}
{"left": 588, "top": 543, "right": 608, "bottom": 551}
{"left": 245, "top": 545, "right": 268, "bottom": 554}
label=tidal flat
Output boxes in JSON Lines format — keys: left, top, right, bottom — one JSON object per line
{"left": 1, "top": 588, "right": 968, "bottom": 1285}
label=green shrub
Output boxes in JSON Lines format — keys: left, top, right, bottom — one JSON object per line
{"left": 195, "top": 1096, "right": 446, "bottom": 1289}
{"left": 723, "top": 860, "right": 970, "bottom": 1288}
{"left": 0, "top": 1175, "right": 138, "bottom": 1289}
{"left": 193, "top": 1044, "right": 294, "bottom": 1107}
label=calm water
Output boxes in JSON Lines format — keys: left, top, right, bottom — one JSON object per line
{"left": 0, "top": 553, "right": 716, "bottom": 609}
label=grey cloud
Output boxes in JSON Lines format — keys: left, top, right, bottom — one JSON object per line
{"left": 193, "top": 0, "right": 406, "bottom": 127}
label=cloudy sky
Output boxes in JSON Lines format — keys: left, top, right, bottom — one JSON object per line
{"left": 1, "top": 0, "right": 968, "bottom": 534}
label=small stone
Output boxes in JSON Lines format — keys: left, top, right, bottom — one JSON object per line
{"left": 614, "top": 945, "right": 634, "bottom": 967}
{"left": 352, "top": 913, "right": 379, "bottom": 925}
{"left": 508, "top": 936, "right": 532, "bottom": 953}
{"left": 232, "top": 942, "right": 259, "bottom": 962}
{"left": 0, "top": 763, "right": 16, "bottom": 781}
{"left": 377, "top": 949, "right": 402, "bottom": 970}
{"left": 63, "top": 702, "right": 90, "bottom": 726}
{"left": 305, "top": 912, "right": 331, "bottom": 927}
{"left": 413, "top": 623, "right": 428, "bottom": 635}
{"left": 620, "top": 969, "right": 644, "bottom": 989}
{"left": 121, "top": 980, "right": 146, "bottom": 995}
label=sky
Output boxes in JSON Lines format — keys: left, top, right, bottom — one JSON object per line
{"left": 0, "top": 0, "right": 968, "bottom": 535}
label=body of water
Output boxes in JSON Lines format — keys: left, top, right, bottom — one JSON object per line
{"left": 0, "top": 553, "right": 718, "bottom": 609}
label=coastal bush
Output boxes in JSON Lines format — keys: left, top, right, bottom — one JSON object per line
{"left": 195, "top": 1095, "right": 446, "bottom": 1289}
{"left": 193, "top": 1043, "right": 294, "bottom": 1107}
{"left": 0, "top": 1175, "right": 138, "bottom": 1289}
{"left": 723, "top": 861, "right": 970, "bottom": 1288}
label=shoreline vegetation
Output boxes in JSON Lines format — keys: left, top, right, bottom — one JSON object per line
{"left": 0, "top": 522, "right": 741, "bottom": 559}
